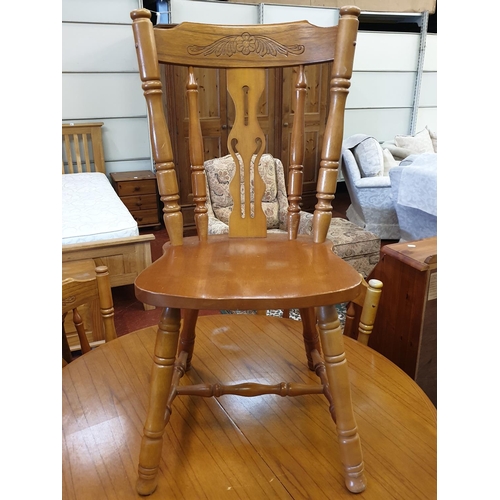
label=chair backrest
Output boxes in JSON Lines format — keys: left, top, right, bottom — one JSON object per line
{"left": 130, "top": 7, "right": 360, "bottom": 245}
{"left": 205, "top": 153, "right": 289, "bottom": 231}
{"left": 62, "top": 265, "right": 117, "bottom": 364}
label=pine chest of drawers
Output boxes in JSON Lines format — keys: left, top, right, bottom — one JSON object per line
{"left": 110, "top": 170, "right": 161, "bottom": 228}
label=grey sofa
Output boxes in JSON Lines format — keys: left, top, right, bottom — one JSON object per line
{"left": 341, "top": 134, "right": 401, "bottom": 240}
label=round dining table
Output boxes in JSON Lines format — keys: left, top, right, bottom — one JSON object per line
{"left": 62, "top": 314, "right": 436, "bottom": 499}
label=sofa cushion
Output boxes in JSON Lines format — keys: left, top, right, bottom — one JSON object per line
{"left": 394, "top": 127, "right": 435, "bottom": 155}
{"left": 204, "top": 153, "right": 282, "bottom": 229}
{"left": 426, "top": 126, "right": 438, "bottom": 152}
{"left": 353, "top": 137, "right": 384, "bottom": 177}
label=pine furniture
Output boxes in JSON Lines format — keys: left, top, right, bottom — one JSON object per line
{"left": 160, "top": 37, "right": 343, "bottom": 234}
{"left": 204, "top": 153, "right": 381, "bottom": 277}
{"left": 62, "top": 263, "right": 117, "bottom": 364}
{"left": 128, "top": 6, "right": 381, "bottom": 495}
{"left": 62, "top": 317, "right": 437, "bottom": 499}
{"left": 110, "top": 170, "right": 161, "bottom": 228}
{"left": 368, "top": 236, "right": 437, "bottom": 406}
{"left": 62, "top": 259, "right": 104, "bottom": 352}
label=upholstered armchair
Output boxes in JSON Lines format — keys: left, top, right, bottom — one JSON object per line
{"left": 342, "top": 129, "right": 437, "bottom": 242}
{"left": 341, "top": 134, "right": 401, "bottom": 240}
{"left": 204, "top": 153, "right": 381, "bottom": 278}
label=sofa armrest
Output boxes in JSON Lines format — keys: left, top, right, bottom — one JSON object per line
{"left": 341, "top": 149, "right": 362, "bottom": 182}
{"left": 353, "top": 176, "right": 391, "bottom": 188}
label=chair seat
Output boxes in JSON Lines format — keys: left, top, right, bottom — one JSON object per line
{"left": 135, "top": 233, "right": 363, "bottom": 310}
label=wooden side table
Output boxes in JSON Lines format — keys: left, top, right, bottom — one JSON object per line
{"left": 110, "top": 170, "right": 161, "bottom": 228}
{"left": 368, "top": 237, "right": 437, "bottom": 406}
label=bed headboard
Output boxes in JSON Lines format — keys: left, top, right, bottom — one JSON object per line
{"left": 62, "top": 122, "right": 106, "bottom": 174}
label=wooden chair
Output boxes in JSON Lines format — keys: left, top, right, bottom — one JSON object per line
{"left": 344, "top": 277, "right": 383, "bottom": 345}
{"left": 62, "top": 265, "right": 117, "bottom": 366}
{"left": 131, "top": 7, "right": 365, "bottom": 496}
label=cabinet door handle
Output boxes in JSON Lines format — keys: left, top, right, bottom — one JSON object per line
{"left": 134, "top": 186, "right": 141, "bottom": 192}
{"left": 221, "top": 124, "right": 227, "bottom": 130}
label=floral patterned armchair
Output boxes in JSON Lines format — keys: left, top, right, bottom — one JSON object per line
{"left": 204, "top": 153, "right": 311, "bottom": 235}
{"left": 204, "top": 153, "right": 381, "bottom": 278}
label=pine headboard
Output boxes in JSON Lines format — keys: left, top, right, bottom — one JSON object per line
{"left": 62, "top": 122, "right": 105, "bottom": 174}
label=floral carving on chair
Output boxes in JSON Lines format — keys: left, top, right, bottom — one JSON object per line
{"left": 187, "top": 34, "right": 305, "bottom": 58}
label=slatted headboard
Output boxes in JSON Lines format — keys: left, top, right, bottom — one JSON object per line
{"left": 62, "top": 122, "right": 106, "bottom": 174}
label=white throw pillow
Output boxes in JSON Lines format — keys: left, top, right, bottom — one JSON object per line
{"left": 394, "top": 128, "right": 434, "bottom": 155}
{"left": 426, "top": 126, "right": 438, "bottom": 153}
{"left": 382, "top": 148, "right": 400, "bottom": 176}
{"left": 353, "top": 137, "right": 383, "bottom": 177}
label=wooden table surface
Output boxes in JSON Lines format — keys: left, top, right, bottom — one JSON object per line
{"left": 62, "top": 314, "right": 437, "bottom": 499}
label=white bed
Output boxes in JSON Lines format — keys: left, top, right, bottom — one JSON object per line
{"left": 62, "top": 122, "right": 155, "bottom": 297}
{"left": 62, "top": 172, "right": 139, "bottom": 245}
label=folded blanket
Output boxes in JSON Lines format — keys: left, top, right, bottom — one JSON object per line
{"left": 397, "top": 153, "right": 437, "bottom": 216}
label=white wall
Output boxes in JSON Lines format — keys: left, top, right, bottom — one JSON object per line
{"left": 62, "top": 0, "right": 437, "bottom": 176}
{"left": 62, "top": 0, "right": 153, "bottom": 175}
{"left": 345, "top": 30, "right": 437, "bottom": 140}
{"left": 415, "top": 33, "right": 437, "bottom": 133}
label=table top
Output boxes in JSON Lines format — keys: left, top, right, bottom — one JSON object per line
{"left": 381, "top": 236, "right": 437, "bottom": 271}
{"left": 62, "top": 314, "right": 437, "bottom": 499}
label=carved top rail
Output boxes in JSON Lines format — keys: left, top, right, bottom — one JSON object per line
{"left": 151, "top": 20, "right": 340, "bottom": 68}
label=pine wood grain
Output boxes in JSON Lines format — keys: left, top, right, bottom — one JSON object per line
{"left": 62, "top": 315, "right": 436, "bottom": 499}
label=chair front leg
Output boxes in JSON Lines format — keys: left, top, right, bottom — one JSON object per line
{"left": 316, "top": 304, "right": 366, "bottom": 494}
{"left": 137, "top": 307, "right": 181, "bottom": 496}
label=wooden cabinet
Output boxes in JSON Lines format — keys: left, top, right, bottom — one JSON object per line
{"left": 161, "top": 61, "right": 332, "bottom": 234}
{"left": 111, "top": 170, "right": 161, "bottom": 228}
{"left": 367, "top": 237, "right": 437, "bottom": 406}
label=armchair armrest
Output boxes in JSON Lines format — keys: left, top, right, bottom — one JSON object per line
{"left": 341, "top": 149, "right": 362, "bottom": 182}
{"left": 207, "top": 216, "right": 229, "bottom": 235}
{"left": 353, "top": 176, "right": 391, "bottom": 188}
{"left": 297, "top": 211, "right": 313, "bottom": 235}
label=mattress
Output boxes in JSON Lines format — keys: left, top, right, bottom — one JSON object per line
{"left": 62, "top": 172, "right": 139, "bottom": 245}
